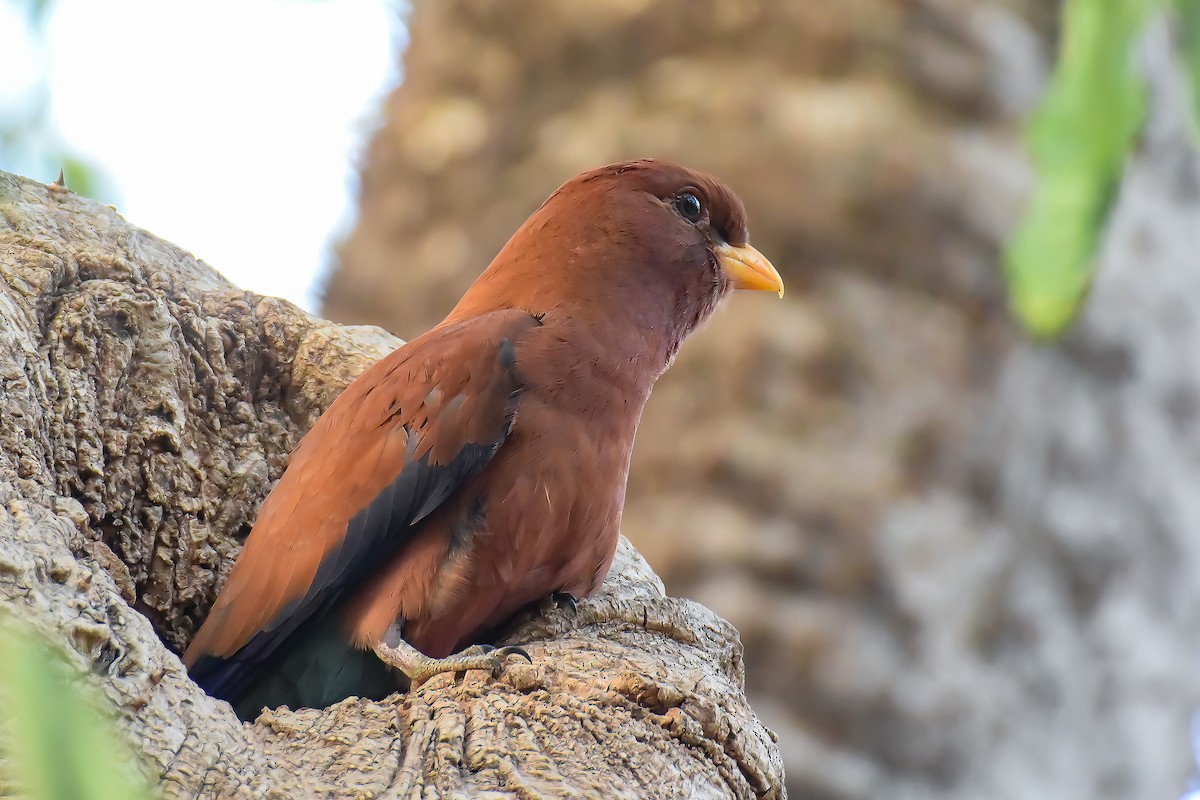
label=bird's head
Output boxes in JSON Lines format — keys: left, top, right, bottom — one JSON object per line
{"left": 448, "top": 159, "right": 783, "bottom": 367}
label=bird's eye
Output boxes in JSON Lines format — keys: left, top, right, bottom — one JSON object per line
{"left": 674, "top": 192, "right": 703, "bottom": 223}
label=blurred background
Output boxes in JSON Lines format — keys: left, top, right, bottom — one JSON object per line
{"left": 4, "top": 1, "right": 1200, "bottom": 798}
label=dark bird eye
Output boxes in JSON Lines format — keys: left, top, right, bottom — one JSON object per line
{"left": 674, "top": 192, "right": 703, "bottom": 223}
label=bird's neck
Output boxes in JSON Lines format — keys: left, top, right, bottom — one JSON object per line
{"left": 556, "top": 311, "right": 672, "bottom": 396}
{"left": 443, "top": 217, "right": 725, "bottom": 394}
{"left": 449, "top": 287, "right": 696, "bottom": 399}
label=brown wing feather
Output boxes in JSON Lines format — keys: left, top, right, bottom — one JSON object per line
{"left": 184, "top": 309, "right": 539, "bottom": 666}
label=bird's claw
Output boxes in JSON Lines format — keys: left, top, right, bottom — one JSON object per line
{"left": 374, "top": 638, "right": 535, "bottom": 685}
{"left": 538, "top": 591, "right": 579, "bottom": 617}
{"left": 461, "top": 643, "right": 495, "bottom": 656}
{"left": 461, "top": 643, "right": 529, "bottom": 661}
{"left": 470, "top": 642, "right": 532, "bottom": 671}
{"left": 550, "top": 592, "right": 578, "bottom": 613}
{"left": 495, "top": 645, "right": 532, "bottom": 664}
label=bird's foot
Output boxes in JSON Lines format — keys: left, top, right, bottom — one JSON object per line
{"left": 538, "top": 591, "right": 579, "bottom": 616}
{"left": 372, "top": 638, "right": 532, "bottom": 686}
{"left": 463, "top": 643, "right": 534, "bottom": 662}
{"left": 551, "top": 591, "right": 578, "bottom": 612}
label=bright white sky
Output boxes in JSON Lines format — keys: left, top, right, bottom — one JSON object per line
{"left": 0, "top": 0, "right": 401, "bottom": 312}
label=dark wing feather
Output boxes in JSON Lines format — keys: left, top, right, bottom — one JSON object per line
{"left": 185, "top": 310, "right": 538, "bottom": 702}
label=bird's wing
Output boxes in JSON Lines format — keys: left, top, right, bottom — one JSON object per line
{"left": 184, "top": 309, "right": 539, "bottom": 699}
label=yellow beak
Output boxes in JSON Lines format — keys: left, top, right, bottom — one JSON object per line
{"left": 716, "top": 242, "right": 785, "bottom": 298}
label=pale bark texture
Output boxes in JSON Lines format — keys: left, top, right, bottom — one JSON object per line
{"left": 0, "top": 172, "right": 785, "bottom": 798}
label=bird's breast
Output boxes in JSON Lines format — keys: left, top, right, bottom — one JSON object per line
{"left": 401, "top": 390, "right": 636, "bottom": 656}
{"left": 481, "top": 394, "right": 632, "bottom": 592}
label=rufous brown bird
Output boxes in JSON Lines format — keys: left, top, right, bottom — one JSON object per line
{"left": 184, "top": 159, "right": 783, "bottom": 718}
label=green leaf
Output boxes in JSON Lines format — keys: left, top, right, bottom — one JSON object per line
{"left": 1177, "top": 0, "right": 1200, "bottom": 133}
{"left": 1004, "top": 0, "right": 1158, "bottom": 338}
{"left": 0, "top": 618, "right": 154, "bottom": 800}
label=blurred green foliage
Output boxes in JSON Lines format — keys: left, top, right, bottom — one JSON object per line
{"left": 1004, "top": 0, "right": 1155, "bottom": 339}
{"left": 0, "top": 0, "right": 111, "bottom": 200}
{"left": 0, "top": 618, "right": 154, "bottom": 800}
{"left": 1178, "top": 0, "right": 1200, "bottom": 132}
{"left": 1005, "top": 0, "right": 1200, "bottom": 338}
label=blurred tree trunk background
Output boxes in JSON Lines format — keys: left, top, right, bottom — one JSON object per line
{"left": 324, "top": 2, "right": 1199, "bottom": 798}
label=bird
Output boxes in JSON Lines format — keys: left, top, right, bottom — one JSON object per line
{"left": 183, "top": 159, "right": 784, "bottom": 719}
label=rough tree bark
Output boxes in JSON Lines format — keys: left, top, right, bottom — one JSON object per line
{"left": 0, "top": 172, "right": 785, "bottom": 798}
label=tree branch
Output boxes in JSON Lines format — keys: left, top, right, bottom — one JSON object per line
{"left": 0, "top": 171, "right": 785, "bottom": 799}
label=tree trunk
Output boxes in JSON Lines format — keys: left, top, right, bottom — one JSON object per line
{"left": 0, "top": 172, "right": 784, "bottom": 799}
{"left": 328, "top": 5, "right": 1198, "bottom": 798}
